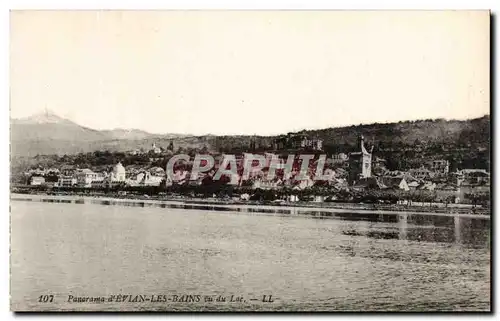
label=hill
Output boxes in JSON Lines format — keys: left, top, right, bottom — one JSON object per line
{"left": 10, "top": 111, "right": 490, "bottom": 171}
{"left": 10, "top": 111, "right": 189, "bottom": 156}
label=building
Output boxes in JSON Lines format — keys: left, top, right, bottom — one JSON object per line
{"left": 128, "top": 149, "right": 140, "bottom": 155}
{"left": 273, "top": 136, "right": 288, "bottom": 150}
{"left": 435, "top": 184, "right": 460, "bottom": 202}
{"left": 75, "top": 169, "right": 98, "bottom": 188}
{"left": 331, "top": 153, "right": 348, "bottom": 163}
{"left": 90, "top": 173, "right": 107, "bottom": 188}
{"left": 409, "top": 167, "right": 434, "bottom": 180}
{"left": 167, "top": 140, "right": 174, "bottom": 151}
{"left": 300, "top": 138, "right": 323, "bottom": 151}
{"left": 151, "top": 143, "right": 161, "bottom": 154}
{"left": 417, "top": 181, "right": 436, "bottom": 191}
{"left": 407, "top": 181, "right": 420, "bottom": 190}
{"left": 56, "top": 176, "right": 77, "bottom": 187}
{"left": 60, "top": 165, "right": 76, "bottom": 176}
{"left": 378, "top": 176, "right": 410, "bottom": 191}
{"left": 430, "top": 160, "right": 450, "bottom": 175}
{"left": 138, "top": 172, "right": 163, "bottom": 186}
{"left": 272, "top": 134, "right": 323, "bottom": 151}
{"left": 252, "top": 178, "right": 283, "bottom": 190}
{"left": 30, "top": 176, "right": 45, "bottom": 186}
{"left": 459, "top": 169, "right": 490, "bottom": 185}
{"left": 111, "top": 162, "right": 126, "bottom": 182}
{"left": 348, "top": 135, "right": 373, "bottom": 185}
{"left": 351, "top": 177, "right": 383, "bottom": 191}
{"left": 149, "top": 167, "right": 165, "bottom": 177}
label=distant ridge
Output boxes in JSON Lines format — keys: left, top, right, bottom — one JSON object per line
{"left": 10, "top": 111, "right": 187, "bottom": 156}
{"left": 10, "top": 111, "right": 490, "bottom": 160}
{"left": 12, "top": 109, "right": 76, "bottom": 126}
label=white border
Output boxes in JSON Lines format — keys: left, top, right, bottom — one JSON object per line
{"left": 1, "top": 1, "right": 497, "bottom": 320}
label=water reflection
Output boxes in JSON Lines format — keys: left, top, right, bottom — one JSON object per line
{"left": 10, "top": 199, "right": 491, "bottom": 311}
{"left": 399, "top": 214, "right": 407, "bottom": 241}
{"left": 12, "top": 196, "right": 490, "bottom": 248}
{"left": 340, "top": 213, "right": 489, "bottom": 248}
{"left": 455, "top": 216, "right": 461, "bottom": 245}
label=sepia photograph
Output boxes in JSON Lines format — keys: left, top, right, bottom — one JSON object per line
{"left": 9, "top": 10, "right": 491, "bottom": 312}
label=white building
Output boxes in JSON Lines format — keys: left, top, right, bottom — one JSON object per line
{"left": 331, "top": 153, "right": 348, "bottom": 163}
{"left": 56, "top": 176, "right": 77, "bottom": 187}
{"left": 135, "top": 172, "right": 163, "bottom": 186}
{"left": 151, "top": 143, "right": 161, "bottom": 154}
{"left": 30, "top": 176, "right": 45, "bottom": 186}
{"left": 90, "top": 173, "right": 107, "bottom": 188}
{"left": 111, "top": 162, "right": 126, "bottom": 182}
{"left": 75, "top": 169, "right": 98, "bottom": 188}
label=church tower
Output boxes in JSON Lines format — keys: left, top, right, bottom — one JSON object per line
{"left": 348, "top": 135, "right": 373, "bottom": 185}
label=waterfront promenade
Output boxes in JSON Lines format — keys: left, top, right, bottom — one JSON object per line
{"left": 10, "top": 193, "right": 490, "bottom": 219}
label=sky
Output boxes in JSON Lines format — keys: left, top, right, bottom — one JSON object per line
{"left": 10, "top": 10, "right": 490, "bottom": 135}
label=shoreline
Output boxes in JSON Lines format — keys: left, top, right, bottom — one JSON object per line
{"left": 10, "top": 193, "right": 490, "bottom": 219}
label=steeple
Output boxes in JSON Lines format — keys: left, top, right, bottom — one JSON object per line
{"left": 360, "top": 135, "right": 369, "bottom": 155}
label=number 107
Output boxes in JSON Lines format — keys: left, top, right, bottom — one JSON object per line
{"left": 38, "top": 295, "right": 54, "bottom": 302}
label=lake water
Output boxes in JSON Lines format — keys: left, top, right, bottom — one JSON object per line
{"left": 10, "top": 200, "right": 491, "bottom": 311}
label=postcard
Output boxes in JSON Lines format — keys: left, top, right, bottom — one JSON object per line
{"left": 10, "top": 10, "right": 490, "bottom": 312}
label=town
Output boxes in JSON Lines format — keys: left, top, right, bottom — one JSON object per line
{"left": 11, "top": 132, "right": 490, "bottom": 210}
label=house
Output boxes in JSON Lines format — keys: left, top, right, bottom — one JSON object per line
{"left": 28, "top": 168, "right": 46, "bottom": 176}
{"left": 272, "top": 134, "right": 323, "bottom": 151}
{"left": 90, "top": 173, "right": 107, "bottom": 188}
{"left": 294, "top": 177, "right": 315, "bottom": 190}
{"left": 75, "top": 169, "right": 98, "bottom": 188}
{"left": 407, "top": 181, "right": 420, "bottom": 190}
{"left": 30, "top": 176, "right": 45, "bottom": 186}
{"left": 351, "top": 177, "right": 383, "bottom": 191}
{"left": 459, "top": 183, "right": 489, "bottom": 194}
{"left": 331, "top": 153, "right": 348, "bottom": 163}
{"left": 128, "top": 149, "right": 140, "bottom": 155}
{"left": 459, "top": 169, "right": 490, "bottom": 185}
{"left": 149, "top": 167, "right": 165, "bottom": 177}
{"left": 417, "top": 181, "right": 436, "bottom": 191}
{"left": 409, "top": 167, "right": 434, "bottom": 180}
{"left": 46, "top": 168, "right": 60, "bottom": 175}
{"left": 60, "top": 165, "right": 76, "bottom": 176}
{"left": 252, "top": 178, "right": 283, "bottom": 190}
{"left": 139, "top": 172, "right": 163, "bottom": 187}
{"left": 430, "top": 160, "right": 450, "bottom": 175}
{"left": 435, "top": 183, "right": 460, "bottom": 202}
{"left": 151, "top": 143, "right": 162, "bottom": 154}
{"left": 378, "top": 176, "right": 410, "bottom": 191}
{"left": 56, "top": 176, "right": 77, "bottom": 188}
{"left": 240, "top": 193, "right": 250, "bottom": 201}
{"left": 300, "top": 137, "right": 323, "bottom": 151}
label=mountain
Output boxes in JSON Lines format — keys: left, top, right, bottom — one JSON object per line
{"left": 10, "top": 111, "right": 190, "bottom": 156}
{"left": 11, "top": 110, "right": 108, "bottom": 141}
{"left": 10, "top": 111, "right": 490, "bottom": 170}
{"left": 101, "top": 128, "right": 154, "bottom": 140}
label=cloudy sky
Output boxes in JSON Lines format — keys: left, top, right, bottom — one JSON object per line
{"left": 10, "top": 10, "right": 489, "bottom": 135}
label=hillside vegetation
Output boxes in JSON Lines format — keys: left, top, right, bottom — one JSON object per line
{"left": 10, "top": 113, "right": 490, "bottom": 172}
